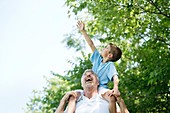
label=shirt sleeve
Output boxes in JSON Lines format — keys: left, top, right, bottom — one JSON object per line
{"left": 108, "top": 62, "right": 118, "bottom": 81}
{"left": 90, "top": 49, "right": 101, "bottom": 65}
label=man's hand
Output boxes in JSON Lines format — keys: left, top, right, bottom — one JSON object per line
{"left": 102, "top": 89, "right": 120, "bottom": 97}
{"left": 113, "top": 88, "right": 120, "bottom": 97}
{"left": 55, "top": 91, "right": 77, "bottom": 113}
{"left": 76, "top": 21, "right": 85, "bottom": 32}
{"left": 61, "top": 91, "right": 78, "bottom": 103}
{"left": 101, "top": 91, "right": 116, "bottom": 102}
{"left": 66, "top": 91, "right": 78, "bottom": 113}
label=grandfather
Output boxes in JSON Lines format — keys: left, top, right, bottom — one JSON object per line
{"left": 55, "top": 69, "right": 116, "bottom": 113}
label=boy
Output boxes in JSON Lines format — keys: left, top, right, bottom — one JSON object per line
{"left": 67, "top": 21, "right": 122, "bottom": 113}
{"left": 77, "top": 21, "right": 122, "bottom": 95}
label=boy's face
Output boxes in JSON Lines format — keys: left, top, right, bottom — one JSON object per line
{"left": 101, "top": 45, "right": 112, "bottom": 58}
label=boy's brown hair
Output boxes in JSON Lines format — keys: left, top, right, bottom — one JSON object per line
{"left": 109, "top": 43, "right": 122, "bottom": 62}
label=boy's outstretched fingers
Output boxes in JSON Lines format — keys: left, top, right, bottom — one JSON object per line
{"left": 76, "top": 21, "right": 85, "bottom": 31}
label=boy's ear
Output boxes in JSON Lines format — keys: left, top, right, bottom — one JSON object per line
{"left": 108, "top": 53, "right": 113, "bottom": 59}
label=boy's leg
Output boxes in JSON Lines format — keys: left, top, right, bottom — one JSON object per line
{"left": 116, "top": 102, "right": 121, "bottom": 113}
{"left": 67, "top": 91, "right": 81, "bottom": 113}
{"left": 67, "top": 96, "right": 76, "bottom": 113}
{"left": 109, "top": 95, "right": 117, "bottom": 113}
{"left": 101, "top": 92, "right": 116, "bottom": 113}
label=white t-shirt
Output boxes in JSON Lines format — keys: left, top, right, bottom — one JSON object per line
{"left": 64, "top": 93, "right": 109, "bottom": 113}
{"left": 75, "top": 87, "right": 120, "bottom": 113}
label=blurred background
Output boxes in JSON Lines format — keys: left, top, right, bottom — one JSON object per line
{"left": 0, "top": 0, "right": 77, "bottom": 113}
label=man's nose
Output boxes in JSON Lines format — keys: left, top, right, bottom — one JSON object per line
{"left": 87, "top": 74, "right": 91, "bottom": 77}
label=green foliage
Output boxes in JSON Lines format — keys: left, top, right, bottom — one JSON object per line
{"left": 25, "top": 76, "right": 71, "bottom": 113}
{"left": 65, "top": 52, "right": 93, "bottom": 90}
{"left": 25, "top": 0, "right": 170, "bottom": 112}
{"left": 25, "top": 52, "right": 92, "bottom": 113}
{"left": 64, "top": 0, "right": 170, "bottom": 112}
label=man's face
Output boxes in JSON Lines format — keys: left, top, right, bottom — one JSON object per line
{"left": 81, "top": 71, "right": 99, "bottom": 88}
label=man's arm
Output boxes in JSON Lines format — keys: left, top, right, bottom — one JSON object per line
{"left": 77, "top": 21, "right": 96, "bottom": 52}
{"left": 116, "top": 96, "right": 129, "bottom": 113}
{"left": 55, "top": 91, "right": 77, "bottom": 113}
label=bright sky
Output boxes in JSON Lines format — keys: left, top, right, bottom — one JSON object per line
{"left": 0, "top": 0, "right": 78, "bottom": 113}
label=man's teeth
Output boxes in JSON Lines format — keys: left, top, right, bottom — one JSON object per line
{"left": 85, "top": 79, "right": 92, "bottom": 83}
{"left": 86, "top": 78, "right": 92, "bottom": 81}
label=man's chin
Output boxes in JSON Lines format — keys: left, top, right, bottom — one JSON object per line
{"left": 85, "top": 82, "right": 94, "bottom": 87}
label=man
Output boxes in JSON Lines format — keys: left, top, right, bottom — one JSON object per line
{"left": 55, "top": 69, "right": 116, "bottom": 113}
{"left": 55, "top": 69, "right": 129, "bottom": 113}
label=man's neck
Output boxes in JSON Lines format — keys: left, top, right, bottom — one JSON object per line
{"left": 84, "top": 88, "right": 98, "bottom": 99}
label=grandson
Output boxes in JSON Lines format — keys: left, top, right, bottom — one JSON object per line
{"left": 67, "top": 21, "right": 122, "bottom": 113}
{"left": 77, "top": 21, "right": 122, "bottom": 95}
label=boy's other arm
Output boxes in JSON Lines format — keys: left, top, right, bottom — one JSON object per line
{"left": 77, "top": 21, "right": 96, "bottom": 52}
{"left": 113, "top": 75, "right": 120, "bottom": 96}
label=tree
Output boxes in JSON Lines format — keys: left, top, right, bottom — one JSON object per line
{"left": 25, "top": 0, "right": 170, "bottom": 112}
{"left": 25, "top": 53, "right": 92, "bottom": 113}
{"left": 64, "top": 0, "right": 170, "bottom": 112}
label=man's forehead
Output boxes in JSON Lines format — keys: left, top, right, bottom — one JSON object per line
{"left": 81, "top": 69, "right": 97, "bottom": 78}
{"left": 84, "top": 71, "right": 93, "bottom": 75}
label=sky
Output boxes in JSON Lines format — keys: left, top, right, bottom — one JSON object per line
{"left": 0, "top": 0, "right": 78, "bottom": 113}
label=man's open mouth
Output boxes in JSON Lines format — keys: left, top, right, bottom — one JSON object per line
{"left": 85, "top": 78, "right": 93, "bottom": 83}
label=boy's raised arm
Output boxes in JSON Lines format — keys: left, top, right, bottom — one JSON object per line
{"left": 77, "top": 21, "right": 96, "bottom": 52}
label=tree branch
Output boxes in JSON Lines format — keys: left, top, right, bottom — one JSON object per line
{"left": 155, "top": 37, "right": 170, "bottom": 46}
{"left": 136, "top": 1, "right": 170, "bottom": 18}
{"left": 148, "top": 0, "right": 170, "bottom": 18}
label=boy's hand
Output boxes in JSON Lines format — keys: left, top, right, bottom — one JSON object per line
{"left": 113, "top": 88, "right": 120, "bottom": 97}
{"left": 76, "top": 21, "right": 85, "bottom": 32}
